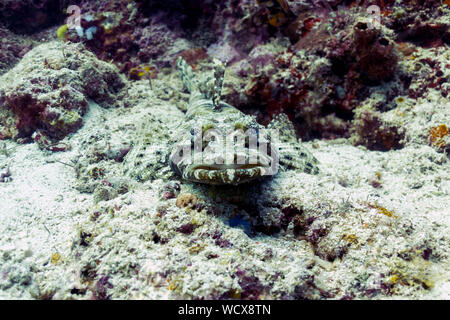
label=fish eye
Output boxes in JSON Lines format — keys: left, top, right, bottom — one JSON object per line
{"left": 202, "top": 123, "right": 215, "bottom": 134}
{"left": 234, "top": 123, "right": 247, "bottom": 131}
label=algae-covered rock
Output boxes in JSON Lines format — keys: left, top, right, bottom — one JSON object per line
{"left": 0, "top": 41, "right": 126, "bottom": 141}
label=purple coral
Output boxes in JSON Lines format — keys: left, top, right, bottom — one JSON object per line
{"left": 161, "top": 181, "right": 181, "bottom": 199}
{"left": 236, "top": 268, "right": 266, "bottom": 300}
{"left": 0, "top": 167, "right": 12, "bottom": 183}
{"left": 0, "top": 26, "right": 33, "bottom": 75}
{"left": 176, "top": 223, "right": 195, "bottom": 235}
{"left": 0, "top": 0, "right": 68, "bottom": 33}
{"left": 353, "top": 21, "right": 398, "bottom": 82}
{"left": 93, "top": 275, "right": 114, "bottom": 300}
{"left": 351, "top": 108, "right": 405, "bottom": 151}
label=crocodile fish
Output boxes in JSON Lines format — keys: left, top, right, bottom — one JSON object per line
{"left": 122, "top": 58, "right": 319, "bottom": 185}
{"left": 168, "top": 57, "right": 319, "bottom": 185}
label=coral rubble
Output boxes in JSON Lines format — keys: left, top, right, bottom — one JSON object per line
{"left": 0, "top": 41, "right": 125, "bottom": 141}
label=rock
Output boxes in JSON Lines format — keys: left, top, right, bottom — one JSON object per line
{"left": 0, "top": 41, "right": 125, "bottom": 141}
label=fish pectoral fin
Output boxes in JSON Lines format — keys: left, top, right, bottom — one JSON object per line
{"left": 267, "top": 113, "right": 298, "bottom": 144}
{"left": 267, "top": 113, "right": 319, "bottom": 174}
{"left": 278, "top": 143, "right": 319, "bottom": 175}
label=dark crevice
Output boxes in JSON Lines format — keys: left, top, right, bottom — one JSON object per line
{"left": 0, "top": 0, "right": 69, "bottom": 34}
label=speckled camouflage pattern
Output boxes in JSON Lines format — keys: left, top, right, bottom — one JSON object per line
{"left": 169, "top": 57, "right": 319, "bottom": 185}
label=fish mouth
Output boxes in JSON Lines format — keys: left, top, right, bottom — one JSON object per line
{"left": 189, "top": 166, "right": 264, "bottom": 185}
{"left": 184, "top": 161, "right": 277, "bottom": 185}
{"left": 171, "top": 146, "right": 279, "bottom": 185}
{"left": 191, "top": 163, "right": 264, "bottom": 171}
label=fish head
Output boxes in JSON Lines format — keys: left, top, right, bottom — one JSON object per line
{"left": 170, "top": 112, "right": 279, "bottom": 185}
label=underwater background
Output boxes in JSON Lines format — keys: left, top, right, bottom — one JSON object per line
{"left": 0, "top": 0, "right": 449, "bottom": 299}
